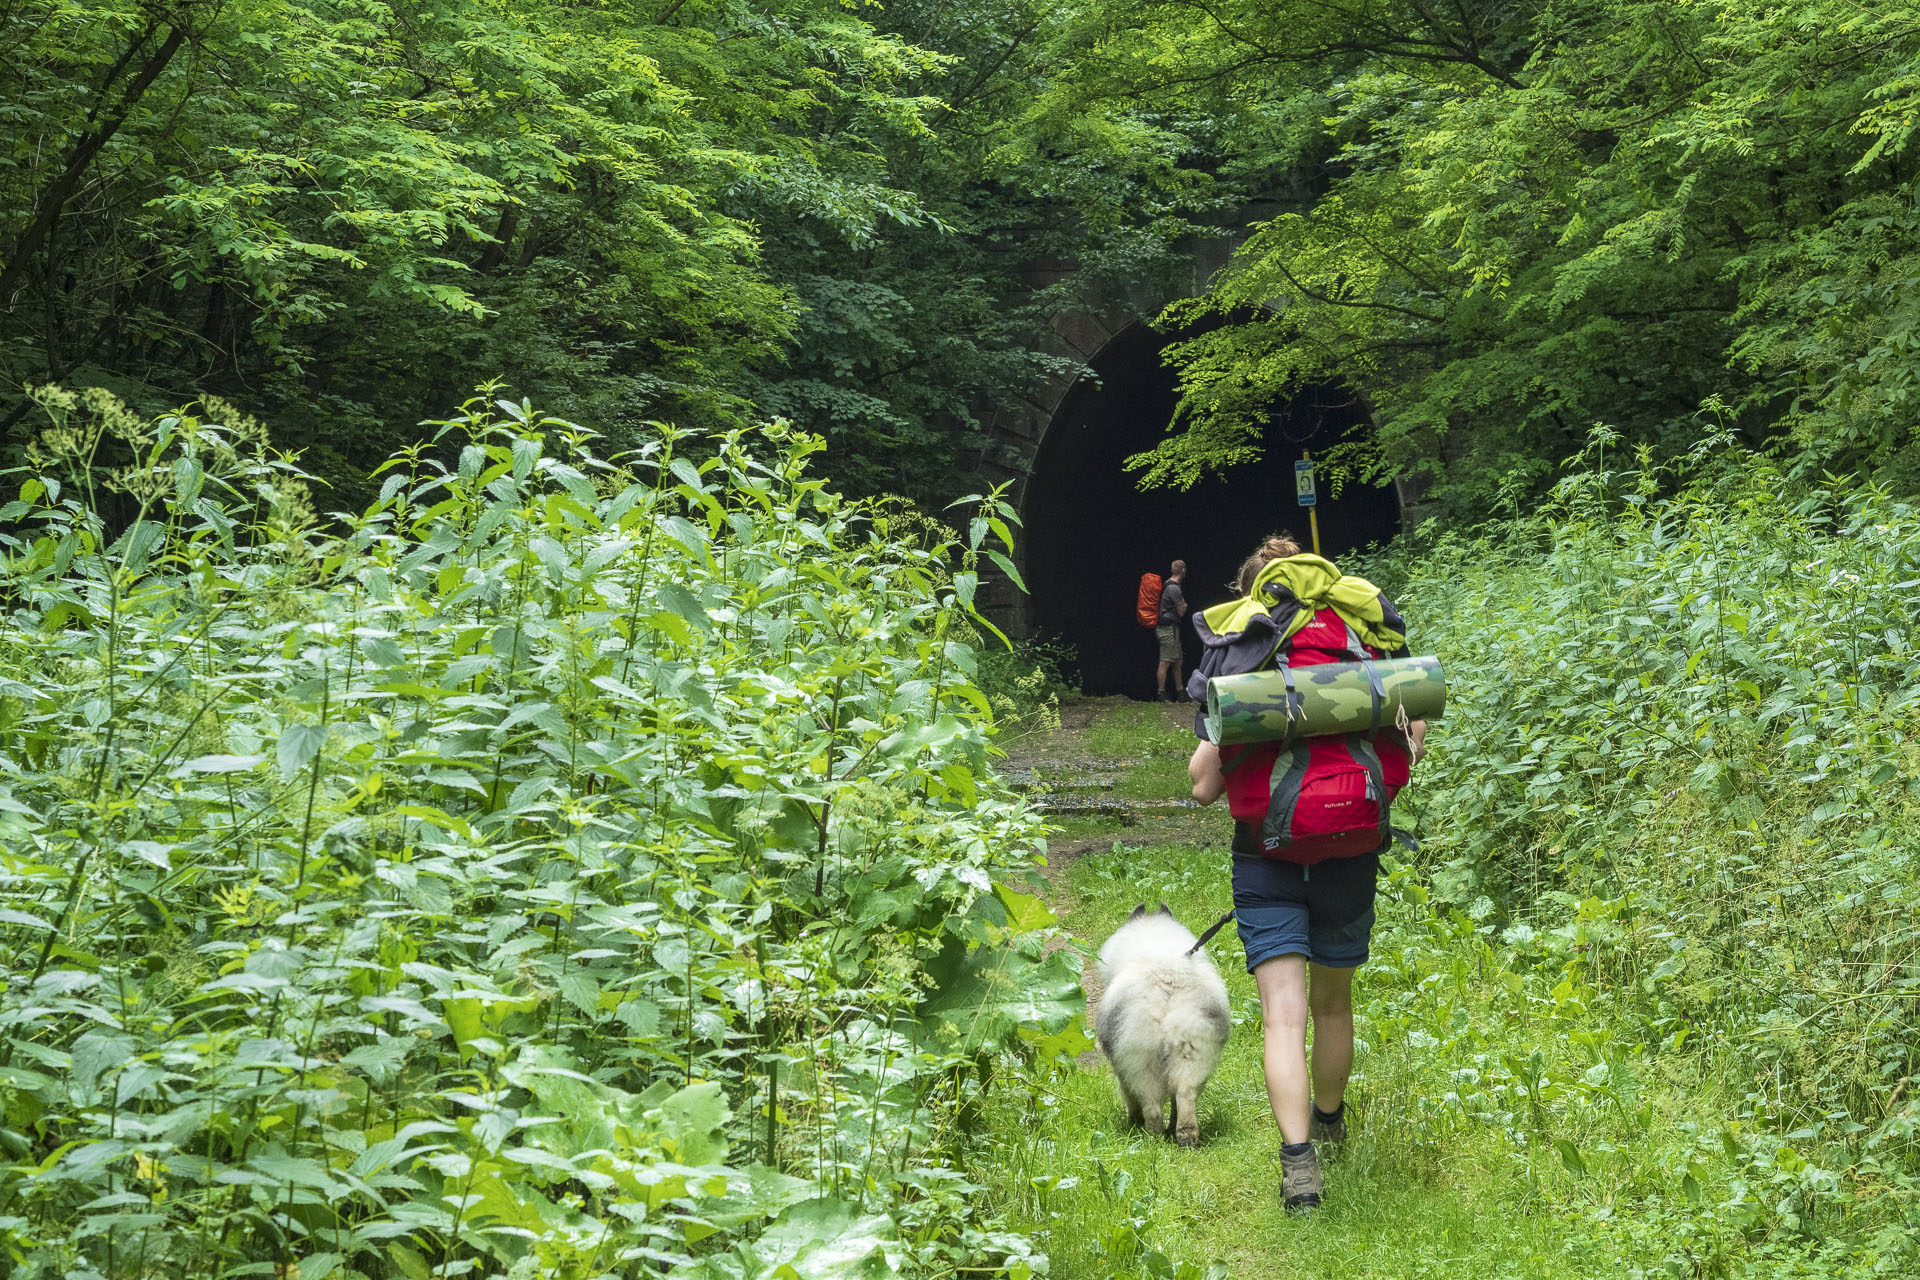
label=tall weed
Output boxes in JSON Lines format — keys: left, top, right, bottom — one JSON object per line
{"left": 0, "top": 390, "right": 1080, "bottom": 1278}
{"left": 1359, "top": 431, "right": 1920, "bottom": 1269}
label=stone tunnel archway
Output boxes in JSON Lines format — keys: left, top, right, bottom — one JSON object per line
{"left": 968, "top": 210, "right": 1416, "bottom": 693}
{"left": 1009, "top": 320, "right": 1402, "bottom": 696}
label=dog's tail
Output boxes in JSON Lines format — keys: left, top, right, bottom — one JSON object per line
{"left": 1161, "top": 1001, "right": 1230, "bottom": 1080}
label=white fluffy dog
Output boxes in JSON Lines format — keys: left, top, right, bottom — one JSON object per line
{"left": 1094, "top": 905, "right": 1231, "bottom": 1146}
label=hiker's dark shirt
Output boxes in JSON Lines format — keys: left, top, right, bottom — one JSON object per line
{"left": 1158, "top": 579, "right": 1185, "bottom": 626}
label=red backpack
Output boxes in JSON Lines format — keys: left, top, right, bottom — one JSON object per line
{"left": 1223, "top": 607, "right": 1411, "bottom": 864}
{"left": 1135, "top": 573, "right": 1163, "bottom": 628}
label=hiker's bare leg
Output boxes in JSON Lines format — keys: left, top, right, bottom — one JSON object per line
{"left": 1308, "top": 963, "right": 1356, "bottom": 1111}
{"left": 1156, "top": 658, "right": 1172, "bottom": 694}
{"left": 1254, "top": 954, "right": 1310, "bottom": 1144}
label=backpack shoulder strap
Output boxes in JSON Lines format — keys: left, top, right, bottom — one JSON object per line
{"left": 1341, "top": 620, "right": 1389, "bottom": 737}
{"left": 1257, "top": 742, "right": 1314, "bottom": 853}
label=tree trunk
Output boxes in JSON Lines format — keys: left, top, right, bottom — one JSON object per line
{"left": 475, "top": 207, "right": 521, "bottom": 274}
{"left": 0, "top": 22, "right": 189, "bottom": 309}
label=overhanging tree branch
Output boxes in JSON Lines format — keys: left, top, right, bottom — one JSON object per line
{"left": 0, "top": 20, "right": 190, "bottom": 308}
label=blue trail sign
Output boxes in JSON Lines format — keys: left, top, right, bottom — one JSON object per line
{"left": 1294, "top": 458, "right": 1317, "bottom": 508}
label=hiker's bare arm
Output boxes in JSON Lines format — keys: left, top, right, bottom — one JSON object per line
{"left": 1179, "top": 600, "right": 1188, "bottom": 616}
{"left": 1189, "top": 740, "right": 1225, "bottom": 805}
{"left": 1408, "top": 719, "right": 1427, "bottom": 764}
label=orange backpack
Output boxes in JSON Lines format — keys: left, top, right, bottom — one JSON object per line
{"left": 1135, "top": 573, "right": 1163, "bottom": 628}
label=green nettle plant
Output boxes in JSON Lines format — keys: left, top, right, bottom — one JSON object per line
{"left": 0, "top": 388, "right": 1082, "bottom": 1279}
{"left": 1353, "top": 429, "right": 1920, "bottom": 1269}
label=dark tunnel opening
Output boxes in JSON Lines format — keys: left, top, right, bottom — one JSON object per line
{"left": 1023, "top": 322, "right": 1402, "bottom": 698}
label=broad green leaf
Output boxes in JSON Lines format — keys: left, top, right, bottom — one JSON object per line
{"left": 277, "top": 724, "right": 328, "bottom": 778}
{"left": 658, "top": 582, "right": 712, "bottom": 633}
{"left": 751, "top": 1196, "right": 898, "bottom": 1280}
{"left": 558, "top": 971, "right": 600, "bottom": 1017}
{"left": 992, "top": 882, "right": 1057, "bottom": 933}
{"left": 652, "top": 1081, "right": 729, "bottom": 1165}
{"left": 917, "top": 908, "right": 1081, "bottom": 1054}
{"left": 532, "top": 536, "right": 571, "bottom": 585}
{"left": 985, "top": 549, "right": 1026, "bottom": 593}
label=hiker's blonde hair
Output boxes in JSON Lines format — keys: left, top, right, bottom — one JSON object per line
{"left": 1233, "top": 532, "right": 1304, "bottom": 593}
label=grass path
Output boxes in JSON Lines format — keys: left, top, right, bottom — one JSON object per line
{"left": 979, "top": 701, "right": 1733, "bottom": 1279}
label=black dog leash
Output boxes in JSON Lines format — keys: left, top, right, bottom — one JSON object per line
{"left": 1186, "top": 909, "right": 1236, "bottom": 957}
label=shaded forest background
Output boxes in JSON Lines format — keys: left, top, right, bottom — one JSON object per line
{"left": 10, "top": 0, "right": 1920, "bottom": 515}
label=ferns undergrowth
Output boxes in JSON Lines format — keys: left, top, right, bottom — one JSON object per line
{"left": 0, "top": 390, "right": 1080, "bottom": 1279}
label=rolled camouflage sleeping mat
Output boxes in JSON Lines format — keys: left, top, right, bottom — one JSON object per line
{"left": 1204, "top": 656, "right": 1446, "bottom": 745}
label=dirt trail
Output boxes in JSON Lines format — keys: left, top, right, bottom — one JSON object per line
{"left": 1000, "top": 697, "right": 1220, "bottom": 1056}
{"left": 1000, "top": 697, "right": 1216, "bottom": 889}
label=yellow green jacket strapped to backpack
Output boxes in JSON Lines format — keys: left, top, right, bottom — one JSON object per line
{"left": 1197, "top": 555, "right": 1407, "bottom": 656}
{"left": 1183, "top": 554, "right": 1411, "bottom": 712}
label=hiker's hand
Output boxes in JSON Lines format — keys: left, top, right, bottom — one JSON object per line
{"left": 1407, "top": 719, "right": 1427, "bottom": 765}
{"left": 1189, "top": 741, "right": 1225, "bottom": 805}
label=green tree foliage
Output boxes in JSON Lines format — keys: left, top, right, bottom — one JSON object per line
{"left": 0, "top": 389, "right": 1082, "bottom": 1276}
{"left": 1044, "top": 0, "right": 1920, "bottom": 512}
{"left": 0, "top": 0, "right": 949, "bottom": 493}
{"left": 745, "top": 0, "right": 1228, "bottom": 499}
{"left": 0, "top": 0, "right": 1222, "bottom": 509}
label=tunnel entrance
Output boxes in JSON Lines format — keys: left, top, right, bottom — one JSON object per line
{"left": 1022, "top": 322, "right": 1402, "bottom": 698}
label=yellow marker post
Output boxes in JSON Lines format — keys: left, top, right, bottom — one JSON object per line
{"left": 1297, "top": 451, "right": 1322, "bottom": 556}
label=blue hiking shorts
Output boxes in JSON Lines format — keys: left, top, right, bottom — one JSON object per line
{"left": 1230, "top": 849, "right": 1380, "bottom": 972}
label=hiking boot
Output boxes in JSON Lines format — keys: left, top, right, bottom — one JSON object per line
{"left": 1310, "top": 1101, "right": 1348, "bottom": 1146}
{"left": 1280, "top": 1142, "right": 1323, "bottom": 1213}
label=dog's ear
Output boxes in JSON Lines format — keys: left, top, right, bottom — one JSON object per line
{"left": 1129, "top": 905, "right": 1146, "bottom": 920}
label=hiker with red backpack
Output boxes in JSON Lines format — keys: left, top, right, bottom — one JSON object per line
{"left": 1186, "top": 534, "right": 1427, "bottom": 1214}
{"left": 1140, "top": 559, "right": 1189, "bottom": 700}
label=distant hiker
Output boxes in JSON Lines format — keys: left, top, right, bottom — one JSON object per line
{"left": 1155, "top": 560, "right": 1189, "bottom": 701}
{"left": 1184, "top": 533, "right": 1427, "bottom": 1214}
